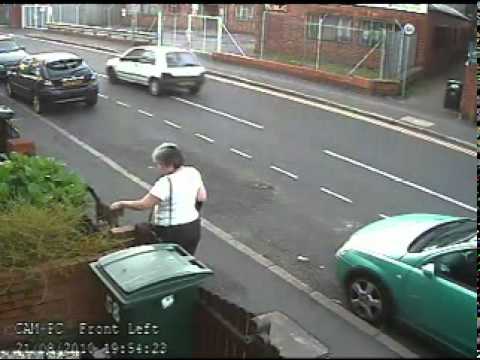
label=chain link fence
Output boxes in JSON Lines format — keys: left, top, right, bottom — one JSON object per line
{"left": 256, "top": 12, "right": 417, "bottom": 81}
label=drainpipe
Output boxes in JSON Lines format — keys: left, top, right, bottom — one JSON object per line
{"left": 315, "top": 13, "right": 328, "bottom": 70}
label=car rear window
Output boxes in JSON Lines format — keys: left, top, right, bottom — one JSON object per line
{"left": 46, "top": 59, "right": 90, "bottom": 78}
{"left": 0, "top": 40, "right": 20, "bottom": 53}
{"left": 166, "top": 52, "right": 200, "bottom": 68}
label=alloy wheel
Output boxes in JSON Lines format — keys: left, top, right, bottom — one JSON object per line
{"left": 348, "top": 278, "right": 384, "bottom": 324}
{"left": 149, "top": 79, "right": 160, "bottom": 96}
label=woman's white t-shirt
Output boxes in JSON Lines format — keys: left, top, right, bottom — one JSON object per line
{"left": 149, "top": 166, "right": 204, "bottom": 226}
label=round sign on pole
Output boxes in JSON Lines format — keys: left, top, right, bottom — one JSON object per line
{"left": 121, "top": 8, "right": 126, "bottom": 17}
{"left": 404, "top": 23, "right": 416, "bottom": 36}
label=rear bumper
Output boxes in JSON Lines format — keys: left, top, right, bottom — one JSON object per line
{"left": 162, "top": 74, "right": 205, "bottom": 89}
{"left": 39, "top": 84, "right": 98, "bottom": 104}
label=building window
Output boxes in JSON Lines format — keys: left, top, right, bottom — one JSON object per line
{"left": 167, "top": 4, "right": 179, "bottom": 14}
{"left": 359, "top": 20, "right": 398, "bottom": 47}
{"left": 337, "top": 17, "right": 353, "bottom": 42}
{"left": 306, "top": 15, "right": 352, "bottom": 42}
{"left": 236, "top": 5, "right": 255, "bottom": 21}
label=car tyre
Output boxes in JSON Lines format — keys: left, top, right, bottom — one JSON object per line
{"left": 6, "top": 82, "right": 15, "bottom": 98}
{"left": 149, "top": 78, "right": 161, "bottom": 96}
{"left": 86, "top": 94, "right": 98, "bottom": 107}
{"left": 188, "top": 85, "right": 201, "bottom": 95}
{"left": 33, "top": 95, "right": 44, "bottom": 114}
{"left": 107, "top": 67, "right": 119, "bottom": 84}
{"left": 346, "top": 273, "right": 393, "bottom": 327}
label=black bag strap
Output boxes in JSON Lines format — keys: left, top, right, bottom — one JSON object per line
{"left": 167, "top": 176, "right": 172, "bottom": 226}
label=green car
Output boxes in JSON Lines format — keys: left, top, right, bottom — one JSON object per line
{"left": 335, "top": 214, "right": 476, "bottom": 358}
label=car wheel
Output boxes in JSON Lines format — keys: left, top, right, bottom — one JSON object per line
{"left": 86, "top": 94, "right": 98, "bottom": 107}
{"left": 149, "top": 78, "right": 161, "bottom": 96}
{"left": 346, "top": 274, "right": 392, "bottom": 326}
{"left": 6, "top": 82, "right": 15, "bottom": 98}
{"left": 107, "top": 67, "right": 118, "bottom": 84}
{"left": 32, "top": 95, "right": 43, "bottom": 114}
{"left": 188, "top": 85, "right": 201, "bottom": 95}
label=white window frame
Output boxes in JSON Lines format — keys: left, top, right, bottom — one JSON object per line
{"left": 235, "top": 4, "right": 254, "bottom": 21}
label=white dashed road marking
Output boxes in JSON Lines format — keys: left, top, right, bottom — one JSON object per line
{"left": 98, "top": 93, "right": 109, "bottom": 99}
{"left": 320, "top": 187, "right": 353, "bottom": 204}
{"left": 194, "top": 133, "right": 215, "bottom": 143}
{"left": 269, "top": 165, "right": 299, "bottom": 180}
{"left": 138, "top": 109, "right": 153, "bottom": 117}
{"left": 115, "top": 101, "right": 130, "bottom": 108}
{"left": 324, "top": 149, "right": 476, "bottom": 213}
{"left": 98, "top": 73, "right": 109, "bottom": 79}
{"left": 163, "top": 120, "right": 182, "bottom": 129}
{"left": 400, "top": 116, "right": 435, "bottom": 128}
{"left": 229, "top": 147, "right": 253, "bottom": 159}
{"left": 171, "top": 96, "right": 264, "bottom": 130}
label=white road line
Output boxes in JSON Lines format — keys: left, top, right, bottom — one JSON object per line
{"left": 171, "top": 96, "right": 264, "bottom": 130}
{"left": 163, "top": 120, "right": 182, "bottom": 129}
{"left": 229, "top": 147, "right": 253, "bottom": 159}
{"left": 379, "top": 214, "right": 389, "bottom": 219}
{"left": 115, "top": 101, "right": 130, "bottom": 108}
{"left": 206, "top": 74, "right": 475, "bottom": 157}
{"left": 324, "top": 149, "right": 476, "bottom": 213}
{"left": 269, "top": 165, "right": 298, "bottom": 180}
{"left": 98, "top": 93, "right": 109, "bottom": 99}
{"left": 138, "top": 109, "right": 153, "bottom": 117}
{"left": 320, "top": 187, "right": 353, "bottom": 204}
{"left": 98, "top": 74, "right": 109, "bottom": 79}
{"left": 194, "top": 133, "right": 215, "bottom": 143}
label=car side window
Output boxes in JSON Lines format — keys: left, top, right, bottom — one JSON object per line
{"left": 124, "top": 49, "right": 145, "bottom": 59}
{"left": 142, "top": 51, "right": 155, "bottom": 64}
{"left": 434, "top": 249, "right": 475, "bottom": 290}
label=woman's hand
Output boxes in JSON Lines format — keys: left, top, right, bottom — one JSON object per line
{"left": 110, "top": 201, "right": 124, "bottom": 211}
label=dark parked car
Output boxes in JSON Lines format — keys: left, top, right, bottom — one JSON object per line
{"left": 6, "top": 52, "right": 98, "bottom": 114}
{"left": 0, "top": 35, "right": 28, "bottom": 79}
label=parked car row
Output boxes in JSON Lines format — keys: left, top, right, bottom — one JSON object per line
{"left": 0, "top": 35, "right": 206, "bottom": 114}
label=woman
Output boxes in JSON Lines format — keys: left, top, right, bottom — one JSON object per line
{"left": 110, "top": 143, "right": 207, "bottom": 255}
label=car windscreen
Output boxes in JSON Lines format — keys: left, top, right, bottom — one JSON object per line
{"left": 45, "top": 59, "right": 90, "bottom": 79}
{"left": 408, "top": 219, "right": 476, "bottom": 253}
{"left": 0, "top": 40, "right": 21, "bottom": 53}
{"left": 166, "top": 52, "right": 200, "bottom": 68}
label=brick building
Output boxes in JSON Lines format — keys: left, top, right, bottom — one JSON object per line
{"left": 257, "top": 4, "right": 473, "bottom": 76}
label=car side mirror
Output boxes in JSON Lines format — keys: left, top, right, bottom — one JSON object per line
{"left": 421, "top": 263, "right": 435, "bottom": 278}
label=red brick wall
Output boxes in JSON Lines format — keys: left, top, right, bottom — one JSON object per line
{"left": 460, "top": 63, "right": 476, "bottom": 121}
{"left": 424, "top": 11, "right": 473, "bottom": 74}
{"left": 10, "top": 5, "right": 21, "bottom": 28}
{"left": 224, "top": 4, "right": 260, "bottom": 35}
{"left": 259, "top": 5, "right": 427, "bottom": 70}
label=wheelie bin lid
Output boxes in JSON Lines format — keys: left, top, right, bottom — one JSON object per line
{"left": 90, "top": 243, "right": 213, "bottom": 304}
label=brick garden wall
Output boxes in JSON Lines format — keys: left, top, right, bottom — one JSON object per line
{"left": 460, "top": 63, "right": 476, "bottom": 121}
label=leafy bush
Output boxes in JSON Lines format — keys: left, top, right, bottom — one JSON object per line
{"left": 0, "top": 153, "right": 89, "bottom": 210}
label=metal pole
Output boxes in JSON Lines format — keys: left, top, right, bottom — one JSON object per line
{"left": 157, "top": 10, "right": 162, "bottom": 47}
{"left": 379, "top": 28, "right": 386, "bottom": 79}
{"left": 217, "top": 16, "right": 222, "bottom": 53}
{"left": 260, "top": 10, "right": 266, "bottom": 59}
{"left": 396, "top": 28, "right": 405, "bottom": 81}
{"left": 187, "top": 14, "right": 192, "bottom": 50}
{"left": 173, "top": 14, "right": 177, "bottom": 46}
{"left": 401, "top": 34, "right": 410, "bottom": 97}
{"left": 203, "top": 17, "right": 206, "bottom": 52}
{"left": 315, "top": 16, "right": 324, "bottom": 70}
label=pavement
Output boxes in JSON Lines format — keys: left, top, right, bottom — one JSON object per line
{"left": 2, "top": 27, "right": 466, "bottom": 358}
{"left": 6, "top": 27, "right": 475, "bottom": 148}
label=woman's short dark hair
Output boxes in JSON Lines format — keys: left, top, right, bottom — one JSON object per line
{"left": 152, "top": 143, "right": 184, "bottom": 169}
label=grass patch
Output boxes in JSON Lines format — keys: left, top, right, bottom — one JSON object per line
{"left": 262, "top": 51, "right": 379, "bottom": 79}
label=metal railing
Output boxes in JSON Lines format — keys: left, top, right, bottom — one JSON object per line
{"left": 46, "top": 21, "right": 157, "bottom": 44}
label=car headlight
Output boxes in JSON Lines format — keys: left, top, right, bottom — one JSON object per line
{"left": 335, "top": 246, "right": 351, "bottom": 259}
{"left": 89, "top": 73, "right": 98, "bottom": 84}
{"left": 112, "top": 301, "right": 120, "bottom": 323}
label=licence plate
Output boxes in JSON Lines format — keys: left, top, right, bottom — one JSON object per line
{"left": 178, "top": 81, "right": 195, "bottom": 86}
{"left": 64, "top": 80, "right": 83, "bottom": 87}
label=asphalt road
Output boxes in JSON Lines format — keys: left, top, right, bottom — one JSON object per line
{"left": 4, "top": 36, "right": 476, "bottom": 357}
